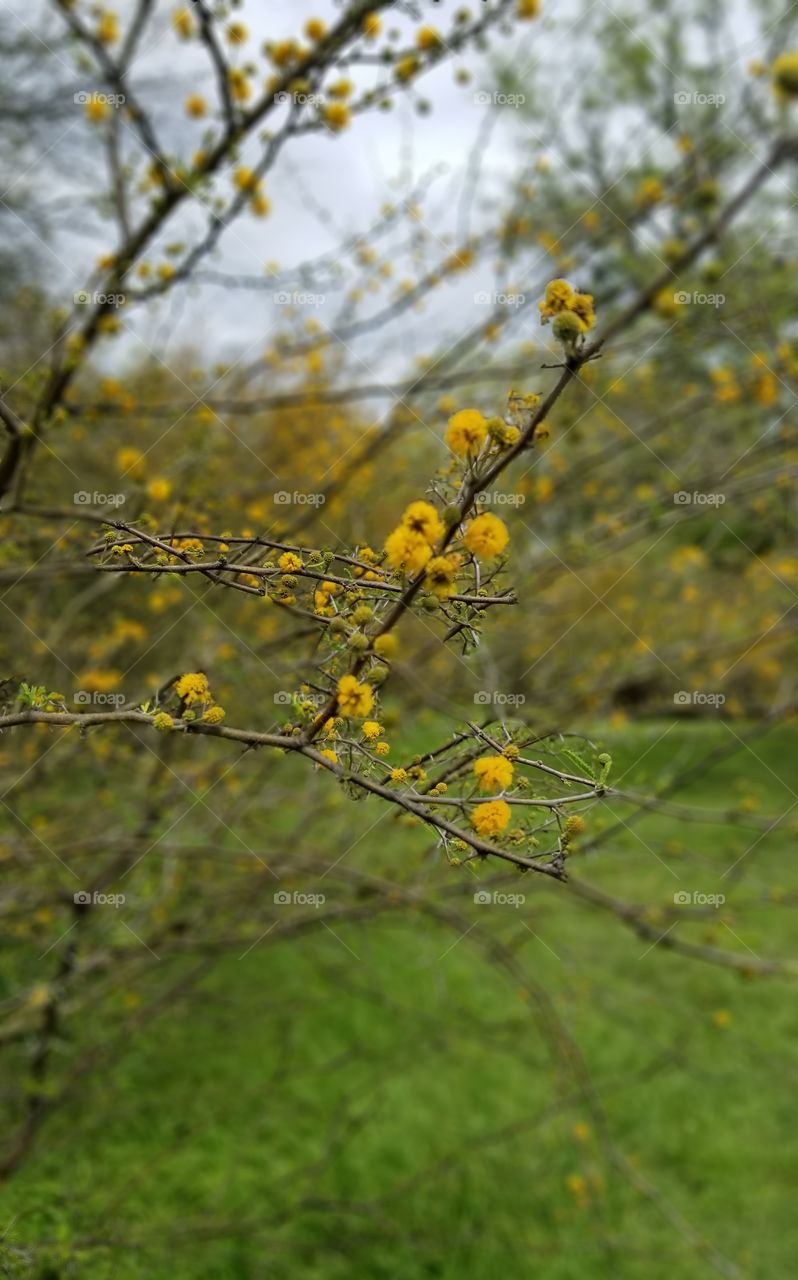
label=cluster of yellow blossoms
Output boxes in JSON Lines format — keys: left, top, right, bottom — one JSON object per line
{"left": 153, "top": 672, "right": 226, "bottom": 731}
{"left": 538, "top": 279, "right": 595, "bottom": 338}
{"left": 383, "top": 497, "right": 509, "bottom": 595}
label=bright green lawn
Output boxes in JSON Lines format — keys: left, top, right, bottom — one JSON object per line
{"left": 2, "top": 719, "right": 796, "bottom": 1279}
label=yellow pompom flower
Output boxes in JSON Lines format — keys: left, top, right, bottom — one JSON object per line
{"left": 278, "top": 551, "right": 302, "bottom": 572}
{"left": 564, "top": 814, "right": 586, "bottom": 840}
{"left": 473, "top": 755, "right": 514, "bottom": 792}
{"left": 363, "top": 13, "right": 382, "bottom": 40}
{"left": 304, "top": 18, "right": 327, "bottom": 42}
{"left": 175, "top": 672, "right": 211, "bottom": 706}
{"left": 463, "top": 513, "right": 509, "bottom": 559}
{"left": 172, "top": 8, "right": 193, "bottom": 39}
{"left": 425, "top": 555, "right": 460, "bottom": 600}
{"left": 362, "top": 720, "right": 383, "bottom": 740}
{"left": 202, "top": 706, "right": 226, "bottom": 725}
{"left": 416, "top": 26, "right": 442, "bottom": 50}
{"left": 471, "top": 799, "right": 512, "bottom": 837}
{"left": 772, "top": 52, "right": 798, "bottom": 98}
{"left": 153, "top": 712, "right": 174, "bottom": 733}
{"left": 517, "top": 0, "right": 542, "bottom": 16}
{"left": 319, "top": 748, "right": 339, "bottom": 766}
{"left": 323, "top": 102, "right": 351, "bottom": 131}
{"left": 147, "top": 478, "right": 172, "bottom": 501}
{"left": 401, "top": 500, "right": 444, "bottom": 545}
{"left": 375, "top": 741, "right": 390, "bottom": 756}
{"left": 337, "top": 674, "right": 374, "bottom": 718}
{"left": 85, "top": 97, "right": 110, "bottom": 124}
{"left": 539, "top": 278, "right": 575, "bottom": 321}
{"left": 384, "top": 526, "right": 433, "bottom": 574}
{"left": 445, "top": 408, "right": 488, "bottom": 456}
{"left": 390, "top": 767, "right": 408, "bottom": 784}
{"left": 185, "top": 94, "right": 207, "bottom": 119}
{"left": 373, "top": 634, "right": 398, "bottom": 659}
{"left": 226, "top": 21, "right": 249, "bottom": 45}
{"left": 395, "top": 55, "right": 419, "bottom": 82}
{"left": 97, "top": 12, "right": 120, "bottom": 44}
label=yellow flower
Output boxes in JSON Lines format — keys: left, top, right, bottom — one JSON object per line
{"left": 305, "top": 18, "right": 327, "bottom": 41}
{"left": 147, "top": 478, "right": 172, "bottom": 501}
{"left": 152, "top": 712, "right": 174, "bottom": 733}
{"left": 229, "top": 68, "right": 251, "bottom": 102}
{"left": 337, "top": 674, "right": 374, "bottom": 718}
{"left": 323, "top": 102, "right": 351, "bottom": 131}
{"left": 390, "top": 767, "right": 408, "bottom": 784}
{"left": 464, "top": 513, "right": 509, "bottom": 559}
{"left": 564, "top": 814, "right": 585, "bottom": 840}
{"left": 185, "top": 94, "right": 207, "bottom": 119}
{"left": 116, "top": 446, "right": 144, "bottom": 475}
{"left": 570, "top": 291, "right": 595, "bottom": 330}
{"left": 278, "top": 551, "right": 302, "bottom": 572}
{"left": 85, "top": 96, "right": 110, "bottom": 124}
{"left": 175, "top": 672, "right": 211, "bottom": 706}
{"left": 517, "top": 0, "right": 542, "bottom": 16}
{"left": 319, "top": 748, "right": 339, "bottom": 766}
{"left": 473, "top": 755, "right": 514, "bottom": 792}
{"left": 539, "top": 278, "right": 574, "bottom": 322}
{"left": 401, "top": 500, "right": 444, "bottom": 545}
{"left": 172, "top": 7, "right": 194, "bottom": 39}
{"left": 416, "top": 26, "right": 442, "bottom": 50}
{"left": 637, "top": 176, "right": 664, "bottom": 206}
{"left": 202, "top": 706, "right": 226, "bottom": 724}
{"left": 250, "top": 193, "right": 271, "bottom": 218}
{"left": 226, "top": 21, "right": 249, "bottom": 45}
{"left": 384, "top": 526, "right": 433, "bottom": 574}
{"left": 445, "top": 408, "right": 488, "bottom": 456}
{"left": 395, "top": 55, "right": 419, "bottom": 82}
{"left": 425, "top": 555, "right": 460, "bottom": 600}
{"left": 373, "top": 634, "right": 398, "bottom": 659}
{"left": 363, "top": 13, "right": 382, "bottom": 40}
{"left": 97, "top": 12, "right": 120, "bottom": 44}
{"left": 772, "top": 51, "right": 798, "bottom": 98}
{"left": 375, "top": 741, "right": 390, "bottom": 756}
{"left": 471, "top": 799, "right": 512, "bottom": 837}
{"left": 362, "top": 720, "right": 383, "bottom": 740}
{"left": 328, "top": 79, "right": 354, "bottom": 99}
{"left": 234, "top": 167, "right": 259, "bottom": 193}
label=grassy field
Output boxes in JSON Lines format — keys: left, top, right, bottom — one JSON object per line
{"left": 2, "top": 718, "right": 796, "bottom": 1279}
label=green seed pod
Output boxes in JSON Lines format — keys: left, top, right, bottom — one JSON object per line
{"left": 552, "top": 310, "right": 583, "bottom": 346}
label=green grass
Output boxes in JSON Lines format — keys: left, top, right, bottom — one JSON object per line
{"left": 2, "top": 719, "right": 797, "bottom": 1279}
